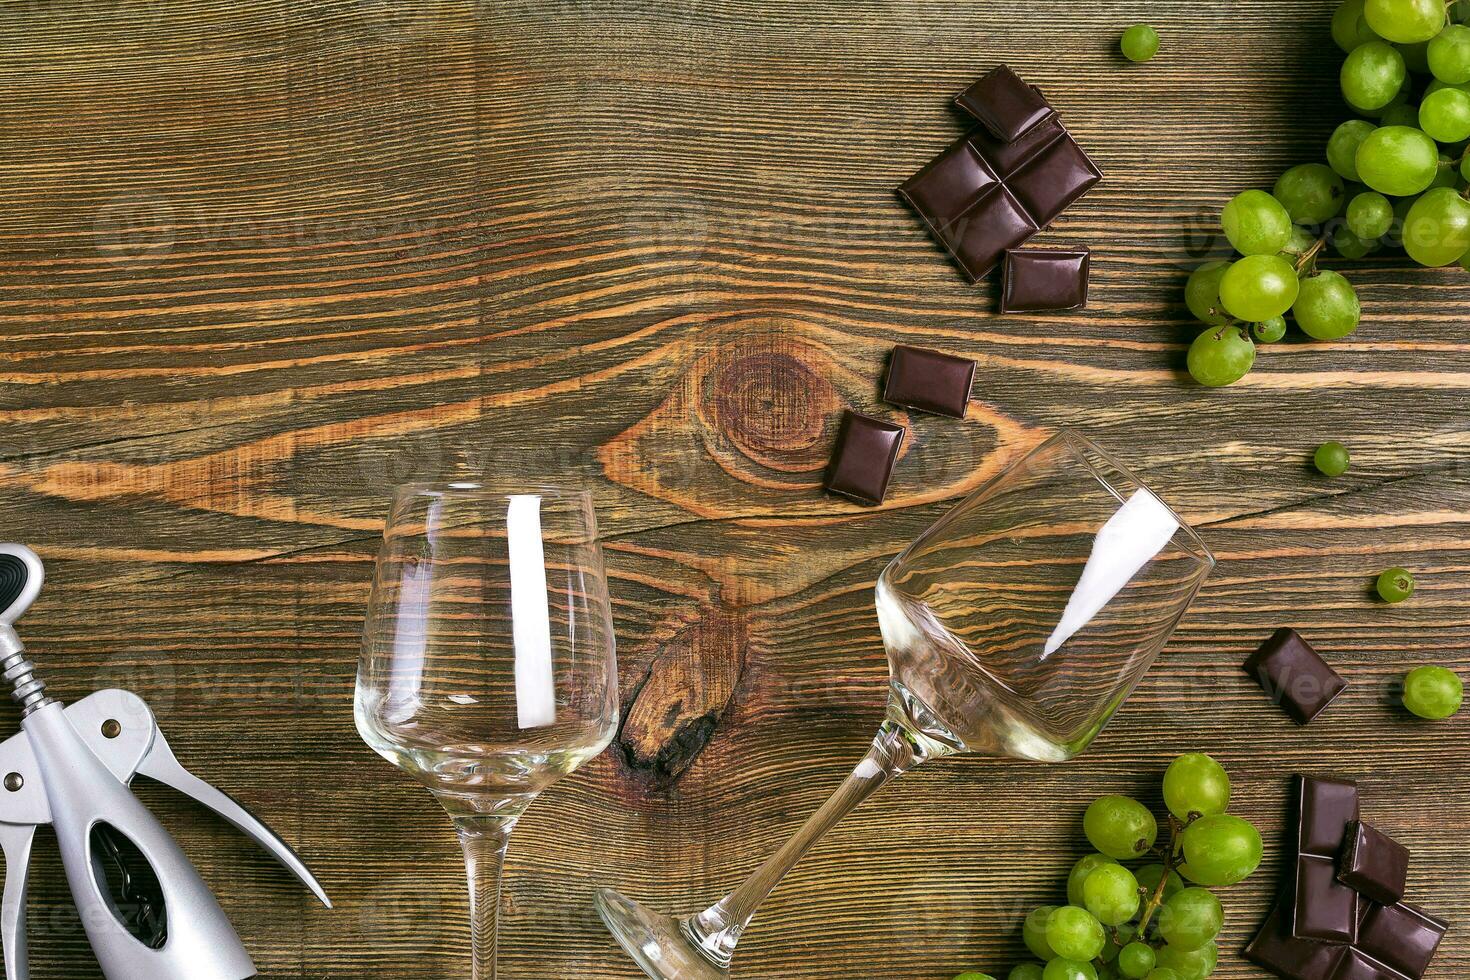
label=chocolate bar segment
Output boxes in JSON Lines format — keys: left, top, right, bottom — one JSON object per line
{"left": 1339, "top": 822, "right": 1410, "bottom": 907}
{"left": 1330, "top": 949, "right": 1402, "bottom": 980}
{"left": 1244, "top": 627, "right": 1349, "bottom": 724}
{"left": 953, "top": 65, "right": 1056, "bottom": 142}
{"left": 824, "top": 411, "right": 904, "bottom": 506}
{"left": 1002, "top": 248, "right": 1090, "bottom": 313}
{"left": 883, "top": 346, "right": 975, "bottom": 418}
{"left": 1356, "top": 902, "right": 1448, "bottom": 979}
{"left": 1292, "top": 776, "right": 1361, "bottom": 944}
{"left": 1247, "top": 898, "right": 1349, "bottom": 979}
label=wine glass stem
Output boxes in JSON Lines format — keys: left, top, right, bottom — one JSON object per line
{"left": 455, "top": 815, "right": 518, "bottom": 980}
{"left": 684, "top": 719, "right": 927, "bottom": 968}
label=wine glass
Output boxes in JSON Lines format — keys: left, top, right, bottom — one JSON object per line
{"left": 356, "top": 483, "right": 620, "bottom": 980}
{"left": 595, "top": 430, "right": 1214, "bottom": 979}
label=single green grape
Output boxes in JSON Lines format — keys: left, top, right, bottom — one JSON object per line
{"left": 1346, "top": 191, "right": 1395, "bottom": 239}
{"left": 1155, "top": 941, "right": 1219, "bottom": 980}
{"left": 1333, "top": 225, "right": 1378, "bottom": 259}
{"left": 1379, "top": 100, "right": 1423, "bottom": 127}
{"left": 1274, "top": 164, "right": 1347, "bottom": 225}
{"left": 1419, "top": 86, "right": 1470, "bottom": 141}
{"left": 1356, "top": 126, "right": 1441, "bottom": 196}
{"left": 1136, "top": 863, "right": 1186, "bottom": 900}
{"left": 1429, "top": 23, "right": 1470, "bottom": 82}
{"left": 1403, "top": 666, "right": 1464, "bottom": 719}
{"left": 1118, "top": 943, "right": 1157, "bottom": 980}
{"left": 1342, "top": 41, "right": 1408, "bottom": 110}
{"left": 1377, "top": 566, "right": 1416, "bottom": 602}
{"left": 1327, "top": 119, "right": 1378, "bottom": 180}
{"left": 1163, "top": 753, "right": 1232, "bottom": 819}
{"left": 1315, "top": 441, "right": 1351, "bottom": 476}
{"left": 1403, "top": 186, "right": 1470, "bottom": 266}
{"left": 1187, "top": 325, "right": 1256, "bottom": 387}
{"left": 1083, "top": 864, "right": 1142, "bottom": 926}
{"left": 1253, "top": 316, "right": 1288, "bottom": 343}
{"left": 1429, "top": 154, "right": 1460, "bottom": 190}
{"left": 1084, "top": 796, "right": 1159, "bottom": 859}
{"left": 1220, "top": 254, "right": 1301, "bottom": 322}
{"left": 1067, "top": 853, "right": 1121, "bottom": 907}
{"left": 1335, "top": 0, "right": 1384, "bottom": 49}
{"left": 1282, "top": 224, "right": 1321, "bottom": 258}
{"left": 1293, "top": 270, "right": 1361, "bottom": 340}
{"left": 1222, "top": 189, "right": 1294, "bottom": 255}
{"left": 1043, "top": 960, "right": 1099, "bottom": 980}
{"left": 1179, "top": 814, "right": 1263, "bottom": 887}
{"left": 1157, "top": 888, "right": 1224, "bottom": 951}
{"left": 1046, "top": 906, "right": 1107, "bottom": 962}
{"left": 1009, "top": 966, "right": 1047, "bottom": 980}
{"left": 1023, "top": 906, "right": 1059, "bottom": 961}
{"left": 1122, "top": 25, "right": 1161, "bottom": 62}
{"left": 1185, "top": 260, "right": 1233, "bottom": 325}
{"left": 1365, "top": 0, "right": 1452, "bottom": 43}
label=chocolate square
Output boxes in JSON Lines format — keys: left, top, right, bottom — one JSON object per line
{"left": 1246, "top": 898, "right": 1349, "bottom": 980}
{"left": 1006, "top": 133, "right": 1104, "bottom": 227}
{"left": 1357, "top": 902, "right": 1448, "bottom": 979}
{"left": 897, "top": 138, "right": 999, "bottom": 231}
{"left": 940, "top": 186, "right": 1039, "bottom": 283}
{"left": 1339, "top": 822, "right": 1410, "bottom": 907}
{"left": 1299, "top": 776, "right": 1360, "bottom": 855}
{"left": 953, "top": 65, "right": 1056, "bottom": 142}
{"left": 824, "top": 411, "right": 904, "bottom": 506}
{"left": 1294, "top": 855, "right": 1361, "bottom": 945}
{"left": 1330, "top": 949, "right": 1403, "bottom": 980}
{"left": 1002, "top": 248, "right": 1090, "bottom": 313}
{"left": 1244, "top": 627, "right": 1349, "bottom": 724}
{"left": 883, "top": 346, "right": 975, "bottom": 418}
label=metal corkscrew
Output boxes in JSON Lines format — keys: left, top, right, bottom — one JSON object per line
{"left": 0, "top": 544, "right": 331, "bottom": 980}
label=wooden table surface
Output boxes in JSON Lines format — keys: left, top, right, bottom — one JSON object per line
{"left": 1, "top": 1, "right": 1467, "bottom": 977}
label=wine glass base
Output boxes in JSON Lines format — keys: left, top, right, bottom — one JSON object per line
{"left": 595, "top": 888, "right": 730, "bottom": 980}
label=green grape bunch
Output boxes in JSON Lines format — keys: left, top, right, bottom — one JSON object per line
{"left": 950, "top": 754, "right": 1263, "bottom": 980}
{"left": 1184, "top": 0, "right": 1470, "bottom": 387}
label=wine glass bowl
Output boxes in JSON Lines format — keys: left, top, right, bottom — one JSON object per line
{"left": 356, "top": 482, "right": 619, "bottom": 977}
{"left": 596, "top": 430, "right": 1213, "bottom": 980}
{"left": 877, "top": 431, "right": 1213, "bottom": 762}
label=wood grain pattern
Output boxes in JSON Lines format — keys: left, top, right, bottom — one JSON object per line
{"left": 0, "top": 0, "right": 1467, "bottom": 977}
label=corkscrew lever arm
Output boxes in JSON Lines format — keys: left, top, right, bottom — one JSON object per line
{"left": 133, "top": 725, "right": 332, "bottom": 909}
{"left": 0, "top": 822, "right": 33, "bottom": 980}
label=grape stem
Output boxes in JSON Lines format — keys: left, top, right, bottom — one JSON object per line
{"left": 1293, "top": 237, "right": 1326, "bottom": 277}
{"left": 1133, "top": 812, "right": 1198, "bottom": 941}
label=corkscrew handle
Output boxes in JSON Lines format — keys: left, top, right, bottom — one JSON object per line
{"left": 0, "top": 546, "right": 51, "bottom": 717}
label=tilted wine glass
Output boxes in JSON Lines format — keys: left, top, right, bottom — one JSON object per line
{"left": 356, "top": 484, "right": 620, "bottom": 980}
{"left": 595, "top": 430, "right": 1214, "bottom": 979}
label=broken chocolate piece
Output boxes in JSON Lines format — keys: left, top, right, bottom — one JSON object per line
{"left": 883, "top": 346, "right": 975, "bottom": 418}
{"left": 824, "top": 411, "right": 905, "bottom": 506}
{"left": 1001, "top": 248, "right": 1090, "bottom": 313}
{"left": 953, "top": 65, "right": 1056, "bottom": 142}
{"left": 1340, "top": 822, "right": 1410, "bottom": 907}
{"left": 1244, "top": 627, "right": 1349, "bottom": 724}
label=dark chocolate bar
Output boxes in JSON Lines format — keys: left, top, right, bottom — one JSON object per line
{"left": 1244, "top": 627, "right": 1349, "bottom": 724}
{"left": 1250, "top": 898, "right": 1448, "bottom": 980}
{"left": 953, "top": 65, "right": 1056, "bottom": 142}
{"left": 883, "top": 346, "right": 975, "bottom": 418}
{"left": 898, "top": 98, "right": 1101, "bottom": 283}
{"left": 824, "top": 411, "right": 904, "bottom": 506}
{"left": 1340, "top": 822, "right": 1410, "bottom": 907}
{"left": 1292, "top": 776, "right": 1361, "bottom": 944}
{"left": 1001, "top": 247, "right": 1090, "bottom": 312}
